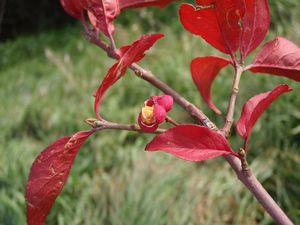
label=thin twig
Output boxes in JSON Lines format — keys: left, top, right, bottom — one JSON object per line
{"left": 84, "top": 30, "right": 217, "bottom": 129}
{"left": 84, "top": 30, "right": 294, "bottom": 225}
{"left": 222, "top": 65, "right": 243, "bottom": 137}
{"left": 85, "top": 118, "right": 165, "bottom": 134}
{"left": 165, "top": 116, "right": 179, "bottom": 126}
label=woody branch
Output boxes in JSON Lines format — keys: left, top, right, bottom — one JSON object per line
{"left": 84, "top": 28, "right": 293, "bottom": 225}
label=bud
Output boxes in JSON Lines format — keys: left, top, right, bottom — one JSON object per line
{"left": 138, "top": 95, "right": 173, "bottom": 132}
{"left": 141, "top": 106, "right": 155, "bottom": 125}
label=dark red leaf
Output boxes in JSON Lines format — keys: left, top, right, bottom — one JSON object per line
{"left": 196, "top": 0, "right": 215, "bottom": 4}
{"left": 240, "top": 0, "right": 270, "bottom": 59}
{"left": 25, "top": 130, "right": 94, "bottom": 225}
{"left": 236, "top": 84, "right": 292, "bottom": 149}
{"left": 119, "top": 0, "right": 175, "bottom": 8}
{"left": 191, "top": 56, "right": 232, "bottom": 114}
{"left": 94, "top": 33, "right": 164, "bottom": 119}
{"left": 86, "top": 0, "right": 120, "bottom": 37}
{"left": 60, "top": 0, "right": 86, "bottom": 20}
{"left": 60, "top": 0, "right": 120, "bottom": 37}
{"left": 215, "top": 0, "right": 245, "bottom": 54}
{"left": 249, "top": 37, "right": 300, "bottom": 81}
{"left": 145, "top": 125, "right": 237, "bottom": 161}
{"left": 179, "top": 1, "right": 245, "bottom": 55}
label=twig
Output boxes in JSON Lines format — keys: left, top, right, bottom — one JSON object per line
{"left": 84, "top": 29, "right": 217, "bottom": 129}
{"left": 84, "top": 30, "right": 294, "bottom": 225}
{"left": 222, "top": 65, "right": 243, "bottom": 137}
{"left": 225, "top": 154, "right": 293, "bottom": 224}
{"left": 85, "top": 118, "right": 165, "bottom": 134}
{"left": 165, "top": 116, "right": 179, "bottom": 126}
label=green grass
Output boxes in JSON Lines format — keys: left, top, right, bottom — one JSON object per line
{"left": 1, "top": 19, "right": 300, "bottom": 225}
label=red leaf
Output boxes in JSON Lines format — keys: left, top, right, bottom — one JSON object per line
{"left": 215, "top": 0, "right": 245, "bottom": 54}
{"left": 25, "top": 130, "right": 94, "bottom": 225}
{"left": 119, "top": 0, "right": 175, "bottom": 8}
{"left": 196, "top": 0, "right": 215, "bottom": 4}
{"left": 87, "top": 0, "right": 120, "bottom": 37}
{"left": 179, "top": 4, "right": 226, "bottom": 53}
{"left": 60, "top": 0, "right": 120, "bottom": 37}
{"left": 179, "top": 1, "right": 245, "bottom": 55}
{"left": 249, "top": 37, "right": 300, "bottom": 81}
{"left": 94, "top": 33, "right": 164, "bottom": 119}
{"left": 236, "top": 84, "right": 292, "bottom": 149}
{"left": 240, "top": 0, "right": 270, "bottom": 59}
{"left": 60, "top": 0, "right": 86, "bottom": 20}
{"left": 145, "top": 125, "right": 237, "bottom": 161}
{"left": 191, "top": 56, "right": 232, "bottom": 114}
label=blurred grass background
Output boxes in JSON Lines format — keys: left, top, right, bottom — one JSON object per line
{"left": 0, "top": 1, "right": 300, "bottom": 225}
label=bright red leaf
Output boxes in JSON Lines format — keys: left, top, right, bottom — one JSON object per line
{"left": 25, "top": 130, "right": 94, "bottom": 225}
{"left": 179, "top": 0, "right": 245, "bottom": 55}
{"left": 191, "top": 56, "right": 232, "bottom": 114}
{"left": 94, "top": 33, "right": 164, "bottom": 119}
{"left": 236, "top": 84, "right": 292, "bottom": 149}
{"left": 145, "top": 125, "right": 238, "bottom": 161}
{"left": 240, "top": 0, "right": 270, "bottom": 59}
{"left": 119, "top": 0, "right": 175, "bottom": 8}
{"left": 249, "top": 37, "right": 300, "bottom": 82}
{"left": 179, "top": 4, "right": 226, "bottom": 54}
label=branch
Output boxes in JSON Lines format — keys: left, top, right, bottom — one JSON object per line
{"left": 84, "top": 30, "right": 294, "bottom": 224}
{"left": 225, "top": 154, "right": 293, "bottom": 225}
{"left": 222, "top": 65, "right": 243, "bottom": 137}
{"left": 84, "top": 29, "right": 217, "bottom": 130}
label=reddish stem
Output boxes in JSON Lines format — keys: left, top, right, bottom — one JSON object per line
{"left": 222, "top": 65, "right": 243, "bottom": 136}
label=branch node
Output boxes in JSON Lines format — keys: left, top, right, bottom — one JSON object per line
{"left": 238, "top": 148, "right": 250, "bottom": 173}
{"left": 85, "top": 118, "right": 98, "bottom": 128}
{"left": 202, "top": 118, "right": 218, "bottom": 130}
{"left": 130, "top": 124, "right": 140, "bottom": 130}
{"left": 134, "top": 69, "right": 143, "bottom": 78}
{"left": 233, "top": 87, "right": 239, "bottom": 94}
